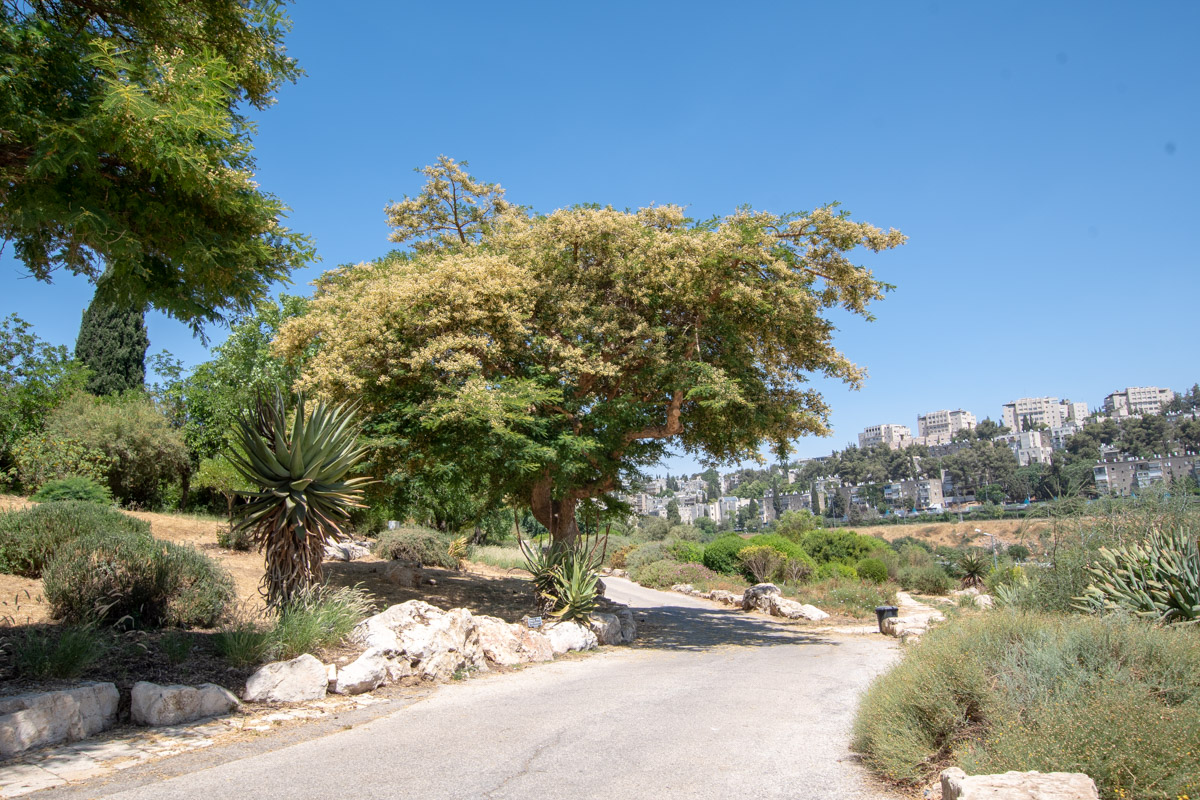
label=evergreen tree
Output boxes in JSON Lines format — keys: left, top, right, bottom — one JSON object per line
{"left": 76, "top": 292, "right": 148, "bottom": 395}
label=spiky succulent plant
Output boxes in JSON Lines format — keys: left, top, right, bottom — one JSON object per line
{"left": 228, "top": 391, "right": 371, "bottom": 609}
{"left": 1075, "top": 527, "right": 1200, "bottom": 625}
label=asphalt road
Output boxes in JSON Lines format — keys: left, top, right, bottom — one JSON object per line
{"left": 50, "top": 578, "right": 902, "bottom": 800}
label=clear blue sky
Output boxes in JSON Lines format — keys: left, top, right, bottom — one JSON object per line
{"left": 4, "top": 1, "right": 1197, "bottom": 475}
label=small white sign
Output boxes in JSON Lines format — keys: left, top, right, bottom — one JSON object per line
{"left": 526, "top": 616, "right": 543, "bottom": 629}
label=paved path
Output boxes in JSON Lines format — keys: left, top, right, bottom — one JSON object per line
{"left": 39, "top": 579, "right": 902, "bottom": 800}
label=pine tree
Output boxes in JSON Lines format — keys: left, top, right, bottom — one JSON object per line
{"left": 75, "top": 293, "right": 149, "bottom": 395}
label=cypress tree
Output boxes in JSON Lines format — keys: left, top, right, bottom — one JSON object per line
{"left": 75, "top": 292, "right": 149, "bottom": 395}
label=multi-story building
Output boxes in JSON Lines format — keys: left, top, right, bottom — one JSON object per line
{"left": 1103, "top": 386, "right": 1175, "bottom": 418}
{"left": 999, "top": 430, "right": 1054, "bottom": 466}
{"left": 857, "top": 423, "right": 912, "bottom": 450}
{"left": 1093, "top": 454, "right": 1198, "bottom": 496}
{"left": 1001, "top": 397, "right": 1089, "bottom": 433}
{"left": 916, "top": 409, "right": 976, "bottom": 446}
{"left": 882, "top": 478, "right": 945, "bottom": 511}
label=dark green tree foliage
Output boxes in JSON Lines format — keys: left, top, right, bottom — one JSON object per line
{"left": 0, "top": 0, "right": 313, "bottom": 332}
{"left": 0, "top": 315, "right": 86, "bottom": 467}
{"left": 75, "top": 292, "right": 148, "bottom": 395}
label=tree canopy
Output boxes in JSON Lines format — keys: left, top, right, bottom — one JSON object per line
{"left": 277, "top": 158, "right": 906, "bottom": 540}
{"left": 1, "top": 0, "right": 312, "bottom": 332}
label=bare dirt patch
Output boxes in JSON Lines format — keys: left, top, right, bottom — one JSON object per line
{"left": 857, "top": 517, "right": 1057, "bottom": 550}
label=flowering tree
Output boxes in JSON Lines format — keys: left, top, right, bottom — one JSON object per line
{"left": 276, "top": 158, "right": 906, "bottom": 541}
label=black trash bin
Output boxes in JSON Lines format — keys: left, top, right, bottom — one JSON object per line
{"left": 875, "top": 605, "right": 898, "bottom": 633}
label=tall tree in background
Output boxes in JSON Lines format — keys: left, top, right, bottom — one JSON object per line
{"left": 75, "top": 290, "right": 149, "bottom": 395}
{"left": 0, "top": 0, "right": 313, "bottom": 333}
{"left": 278, "top": 158, "right": 906, "bottom": 542}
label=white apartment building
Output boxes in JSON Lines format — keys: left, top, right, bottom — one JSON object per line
{"left": 999, "top": 430, "right": 1054, "bottom": 466}
{"left": 858, "top": 423, "right": 912, "bottom": 450}
{"left": 1103, "top": 386, "right": 1175, "bottom": 418}
{"left": 1001, "top": 397, "right": 1089, "bottom": 433}
{"left": 916, "top": 408, "right": 976, "bottom": 445}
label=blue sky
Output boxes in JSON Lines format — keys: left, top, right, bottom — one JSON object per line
{"left": 3, "top": 1, "right": 1197, "bottom": 475}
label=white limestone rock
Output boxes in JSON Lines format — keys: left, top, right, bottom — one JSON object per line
{"left": 588, "top": 613, "right": 624, "bottom": 645}
{"left": 742, "top": 583, "right": 782, "bottom": 613}
{"left": 474, "top": 615, "right": 527, "bottom": 666}
{"left": 323, "top": 540, "right": 372, "bottom": 562}
{"left": 0, "top": 683, "right": 119, "bottom": 757}
{"left": 771, "top": 597, "right": 830, "bottom": 621}
{"left": 130, "top": 682, "right": 238, "bottom": 726}
{"left": 243, "top": 654, "right": 329, "bottom": 703}
{"left": 940, "top": 767, "right": 1099, "bottom": 800}
{"left": 546, "top": 620, "right": 598, "bottom": 655}
{"left": 331, "top": 648, "right": 392, "bottom": 695}
{"left": 707, "top": 589, "right": 743, "bottom": 606}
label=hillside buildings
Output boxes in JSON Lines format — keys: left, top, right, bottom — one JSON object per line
{"left": 857, "top": 423, "right": 912, "bottom": 449}
{"left": 916, "top": 408, "right": 976, "bottom": 446}
{"left": 1001, "top": 397, "right": 1089, "bottom": 433}
{"left": 1103, "top": 386, "right": 1175, "bottom": 418}
{"left": 1093, "top": 454, "right": 1198, "bottom": 496}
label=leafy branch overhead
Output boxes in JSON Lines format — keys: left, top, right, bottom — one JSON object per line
{"left": 276, "top": 157, "right": 905, "bottom": 540}
{"left": 0, "top": 0, "right": 313, "bottom": 333}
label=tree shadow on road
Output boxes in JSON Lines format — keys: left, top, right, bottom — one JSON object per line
{"left": 627, "top": 603, "right": 837, "bottom": 651}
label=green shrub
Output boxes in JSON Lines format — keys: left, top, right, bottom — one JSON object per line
{"left": 270, "top": 586, "right": 373, "bottom": 659}
{"left": 630, "top": 558, "right": 724, "bottom": 589}
{"left": 1005, "top": 544, "right": 1030, "bottom": 562}
{"left": 628, "top": 539, "right": 704, "bottom": 570}
{"left": 30, "top": 475, "right": 112, "bottom": 505}
{"left": 817, "top": 562, "right": 858, "bottom": 580}
{"left": 779, "top": 555, "right": 815, "bottom": 584}
{"left": 13, "top": 625, "right": 106, "bottom": 679}
{"left": 702, "top": 534, "right": 750, "bottom": 574}
{"left": 216, "top": 523, "right": 253, "bottom": 551}
{"left": 855, "top": 557, "right": 889, "bottom": 585}
{"left": 0, "top": 501, "right": 149, "bottom": 577}
{"left": 43, "top": 392, "right": 190, "bottom": 508}
{"left": 897, "top": 564, "right": 952, "bottom": 595}
{"left": 9, "top": 431, "right": 112, "bottom": 494}
{"left": 801, "top": 530, "right": 888, "bottom": 565}
{"left": 739, "top": 544, "right": 784, "bottom": 583}
{"left": 42, "top": 531, "right": 234, "bottom": 628}
{"left": 372, "top": 527, "right": 458, "bottom": 568}
{"left": 666, "top": 539, "right": 704, "bottom": 564}
{"left": 852, "top": 612, "right": 1200, "bottom": 798}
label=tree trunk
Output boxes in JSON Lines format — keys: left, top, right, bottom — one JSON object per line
{"left": 529, "top": 476, "right": 580, "bottom": 543}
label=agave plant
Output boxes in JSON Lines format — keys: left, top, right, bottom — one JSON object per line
{"left": 517, "top": 529, "right": 607, "bottom": 621}
{"left": 958, "top": 552, "right": 989, "bottom": 590}
{"left": 228, "top": 392, "right": 371, "bottom": 609}
{"left": 1075, "top": 526, "right": 1200, "bottom": 625}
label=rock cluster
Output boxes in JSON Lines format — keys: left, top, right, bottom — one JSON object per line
{"left": 741, "top": 583, "right": 830, "bottom": 621}
{"left": 940, "top": 767, "right": 1099, "bottom": 800}
{"left": 0, "top": 683, "right": 119, "bottom": 757}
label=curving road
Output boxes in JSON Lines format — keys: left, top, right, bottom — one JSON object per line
{"left": 44, "top": 578, "right": 902, "bottom": 800}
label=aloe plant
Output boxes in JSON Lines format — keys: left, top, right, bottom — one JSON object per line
{"left": 1075, "top": 527, "right": 1200, "bottom": 625}
{"left": 228, "top": 392, "right": 371, "bottom": 609}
